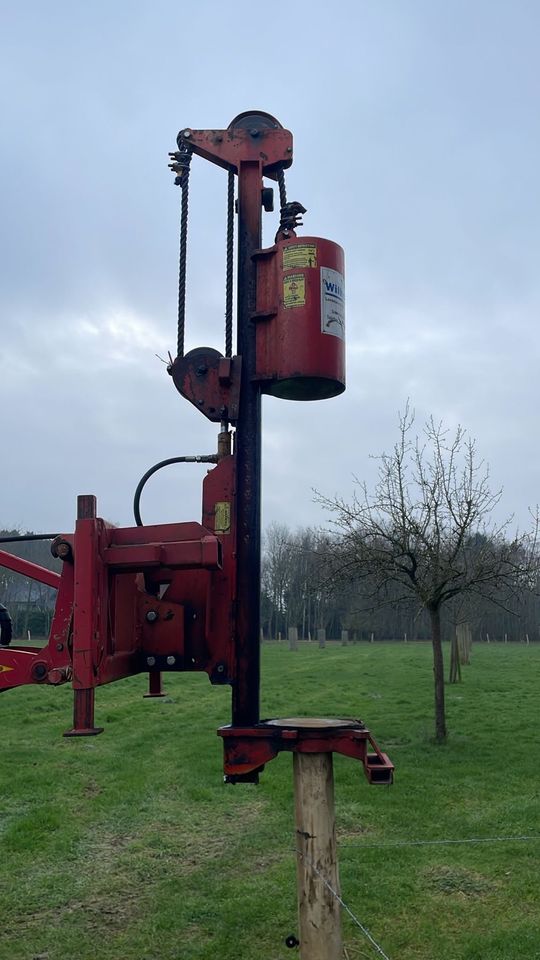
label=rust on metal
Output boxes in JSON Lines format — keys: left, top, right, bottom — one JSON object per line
{"left": 170, "top": 348, "right": 242, "bottom": 422}
{"left": 218, "top": 718, "right": 394, "bottom": 785}
{"left": 0, "top": 111, "right": 392, "bottom": 794}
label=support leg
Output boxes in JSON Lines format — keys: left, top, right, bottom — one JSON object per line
{"left": 143, "top": 672, "right": 166, "bottom": 698}
{"left": 64, "top": 688, "right": 103, "bottom": 737}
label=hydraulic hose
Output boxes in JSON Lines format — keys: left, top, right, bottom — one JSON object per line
{"left": 133, "top": 455, "right": 218, "bottom": 526}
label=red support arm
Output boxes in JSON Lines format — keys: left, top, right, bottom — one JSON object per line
{"left": 0, "top": 550, "right": 60, "bottom": 589}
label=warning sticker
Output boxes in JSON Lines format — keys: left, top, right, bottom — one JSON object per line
{"left": 283, "top": 273, "right": 306, "bottom": 308}
{"left": 215, "top": 501, "right": 231, "bottom": 534}
{"left": 0, "top": 664, "right": 13, "bottom": 674}
{"left": 283, "top": 244, "right": 317, "bottom": 270}
{"left": 321, "top": 267, "right": 345, "bottom": 339}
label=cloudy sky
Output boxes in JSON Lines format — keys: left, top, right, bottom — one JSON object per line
{"left": 1, "top": 1, "right": 539, "bottom": 536}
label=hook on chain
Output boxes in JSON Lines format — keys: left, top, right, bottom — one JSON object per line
{"left": 168, "top": 145, "right": 193, "bottom": 187}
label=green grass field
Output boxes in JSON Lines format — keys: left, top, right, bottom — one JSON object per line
{"left": 1, "top": 642, "right": 539, "bottom": 960}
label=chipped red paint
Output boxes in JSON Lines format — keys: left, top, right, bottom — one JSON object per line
{"left": 218, "top": 720, "right": 394, "bottom": 785}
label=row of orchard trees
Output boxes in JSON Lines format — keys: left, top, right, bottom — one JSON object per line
{"left": 264, "top": 407, "right": 539, "bottom": 742}
{"left": 262, "top": 523, "right": 540, "bottom": 645}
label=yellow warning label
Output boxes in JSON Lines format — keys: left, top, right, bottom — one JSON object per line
{"left": 215, "top": 501, "right": 231, "bottom": 534}
{"left": 0, "top": 664, "right": 13, "bottom": 674}
{"left": 283, "top": 273, "right": 306, "bottom": 308}
{"left": 283, "top": 244, "right": 317, "bottom": 270}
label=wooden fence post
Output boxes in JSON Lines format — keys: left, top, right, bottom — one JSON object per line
{"left": 294, "top": 751, "right": 342, "bottom": 960}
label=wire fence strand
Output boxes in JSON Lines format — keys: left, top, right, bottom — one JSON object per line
{"left": 340, "top": 834, "right": 540, "bottom": 850}
{"left": 291, "top": 833, "right": 540, "bottom": 957}
{"left": 296, "top": 849, "right": 392, "bottom": 960}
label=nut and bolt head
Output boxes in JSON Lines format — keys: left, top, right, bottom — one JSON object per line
{"left": 48, "top": 667, "right": 68, "bottom": 685}
{"left": 250, "top": 128, "right": 260, "bottom": 137}
{"left": 146, "top": 656, "right": 156, "bottom": 667}
{"left": 166, "top": 656, "right": 176, "bottom": 666}
{"left": 31, "top": 662, "right": 48, "bottom": 681}
{"left": 146, "top": 610, "right": 159, "bottom": 623}
{"left": 181, "top": 128, "right": 192, "bottom": 138}
{"left": 216, "top": 663, "right": 225, "bottom": 674}
{"left": 51, "top": 538, "right": 72, "bottom": 560}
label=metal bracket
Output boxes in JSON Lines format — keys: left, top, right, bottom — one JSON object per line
{"left": 218, "top": 717, "right": 394, "bottom": 784}
{"left": 169, "top": 347, "right": 242, "bottom": 422}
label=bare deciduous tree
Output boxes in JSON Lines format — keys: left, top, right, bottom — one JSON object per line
{"left": 317, "top": 407, "right": 537, "bottom": 742}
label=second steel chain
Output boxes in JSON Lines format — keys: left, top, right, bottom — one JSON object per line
{"left": 169, "top": 143, "right": 193, "bottom": 358}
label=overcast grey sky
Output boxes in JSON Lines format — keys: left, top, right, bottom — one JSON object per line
{"left": 1, "top": 1, "right": 539, "bottom": 535}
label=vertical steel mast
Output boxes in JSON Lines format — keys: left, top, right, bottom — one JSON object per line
{"left": 232, "top": 119, "right": 265, "bottom": 727}
{"left": 168, "top": 111, "right": 293, "bottom": 742}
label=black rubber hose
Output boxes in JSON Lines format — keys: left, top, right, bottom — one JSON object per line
{"left": 0, "top": 533, "right": 58, "bottom": 543}
{"left": 133, "top": 455, "right": 218, "bottom": 526}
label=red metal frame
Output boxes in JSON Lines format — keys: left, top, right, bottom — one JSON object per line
{"left": 176, "top": 123, "right": 292, "bottom": 176}
{"left": 0, "top": 455, "right": 238, "bottom": 733}
{"left": 218, "top": 719, "right": 394, "bottom": 785}
{"left": 0, "top": 549, "right": 61, "bottom": 589}
{"left": 0, "top": 112, "right": 393, "bottom": 791}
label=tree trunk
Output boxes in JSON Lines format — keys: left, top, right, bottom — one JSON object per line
{"left": 429, "top": 607, "right": 447, "bottom": 742}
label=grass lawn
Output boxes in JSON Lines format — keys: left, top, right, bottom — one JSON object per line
{"left": 1, "top": 641, "right": 539, "bottom": 960}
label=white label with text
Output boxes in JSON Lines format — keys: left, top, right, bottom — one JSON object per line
{"left": 321, "top": 267, "right": 345, "bottom": 339}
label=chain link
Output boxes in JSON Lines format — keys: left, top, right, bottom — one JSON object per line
{"left": 277, "top": 166, "right": 287, "bottom": 210}
{"left": 276, "top": 165, "right": 306, "bottom": 240}
{"left": 169, "top": 145, "right": 193, "bottom": 358}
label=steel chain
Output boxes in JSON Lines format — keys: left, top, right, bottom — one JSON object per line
{"left": 169, "top": 144, "right": 193, "bottom": 358}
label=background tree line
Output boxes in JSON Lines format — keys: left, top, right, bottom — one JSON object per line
{"left": 261, "top": 521, "right": 540, "bottom": 644}
{"left": 0, "top": 531, "right": 60, "bottom": 638}
{"left": 5, "top": 521, "right": 537, "bottom": 644}
{"left": 266, "top": 411, "right": 539, "bottom": 742}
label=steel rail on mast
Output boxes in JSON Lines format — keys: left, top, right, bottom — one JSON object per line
{"left": 173, "top": 112, "right": 294, "bottom": 737}
{"left": 234, "top": 125, "right": 265, "bottom": 729}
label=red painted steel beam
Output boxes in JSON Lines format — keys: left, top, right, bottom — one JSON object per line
{"left": 0, "top": 549, "right": 60, "bottom": 589}
{"left": 103, "top": 536, "right": 221, "bottom": 571}
{"left": 110, "top": 521, "right": 209, "bottom": 545}
{"left": 178, "top": 125, "right": 292, "bottom": 175}
{"left": 0, "top": 647, "right": 43, "bottom": 690}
